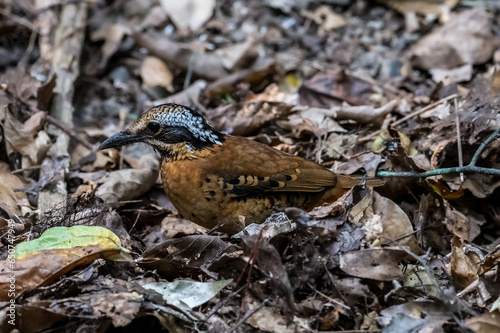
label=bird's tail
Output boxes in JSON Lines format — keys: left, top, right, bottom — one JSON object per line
{"left": 337, "top": 174, "right": 385, "bottom": 189}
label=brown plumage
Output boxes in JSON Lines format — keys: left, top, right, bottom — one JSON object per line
{"left": 99, "top": 104, "right": 382, "bottom": 234}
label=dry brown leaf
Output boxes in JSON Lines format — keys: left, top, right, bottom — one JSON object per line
{"left": 161, "top": 216, "right": 206, "bottom": 237}
{"left": 430, "top": 64, "right": 473, "bottom": 85}
{"left": 450, "top": 237, "right": 480, "bottom": 288}
{"left": 248, "top": 83, "right": 298, "bottom": 105}
{"left": 217, "top": 38, "right": 259, "bottom": 72}
{"left": 320, "top": 133, "right": 357, "bottom": 161}
{"left": 0, "top": 67, "right": 41, "bottom": 110}
{"left": 211, "top": 101, "right": 293, "bottom": 136}
{"left": 0, "top": 165, "right": 30, "bottom": 216}
{"left": 135, "top": 31, "right": 229, "bottom": 81}
{"left": 276, "top": 107, "right": 346, "bottom": 138}
{"left": 349, "top": 189, "right": 420, "bottom": 253}
{"left": 0, "top": 245, "right": 121, "bottom": 301}
{"left": 159, "top": 0, "right": 215, "bottom": 30}
{"left": 139, "top": 235, "right": 232, "bottom": 279}
{"left": 150, "top": 80, "right": 206, "bottom": 110}
{"left": 140, "top": 56, "right": 174, "bottom": 92}
{"left": 332, "top": 152, "right": 382, "bottom": 177}
{"left": 96, "top": 154, "right": 160, "bottom": 206}
{"left": 299, "top": 69, "right": 374, "bottom": 107}
{"left": 379, "top": 0, "right": 458, "bottom": 15}
{"left": 445, "top": 203, "right": 471, "bottom": 240}
{"left": 301, "top": 5, "right": 346, "bottom": 32}
{"left": 0, "top": 183, "right": 21, "bottom": 217}
{"left": 339, "top": 247, "right": 407, "bottom": 281}
{"left": 90, "top": 23, "right": 131, "bottom": 67}
{"left": 378, "top": 301, "right": 451, "bottom": 330}
{"left": 407, "top": 9, "right": 499, "bottom": 70}
{"left": 464, "top": 311, "right": 500, "bottom": 333}
{"left": 3, "top": 110, "right": 50, "bottom": 166}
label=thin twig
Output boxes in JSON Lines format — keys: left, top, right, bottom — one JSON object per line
{"left": 128, "top": 212, "right": 141, "bottom": 234}
{"left": 46, "top": 114, "right": 93, "bottom": 150}
{"left": 11, "top": 165, "right": 42, "bottom": 174}
{"left": 227, "top": 299, "right": 269, "bottom": 333}
{"left": 206, "top": 285, "right": 246, "bottom": 320}
{"left": 454, "top": 97, "right": 464, "bottom": 182}
{"left": 184, "top": 51, "right": 198, "bottom": 90}
{"left": 360, "top": 94, "right": 458, "bottom": 142}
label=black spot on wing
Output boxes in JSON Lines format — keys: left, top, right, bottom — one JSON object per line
{"left": 269, "top": 180, "right": 280, "bottom": 188}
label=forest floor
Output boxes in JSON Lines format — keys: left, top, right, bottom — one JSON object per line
{"left": 1, "top": 0, "right": 500, "bottom": 332}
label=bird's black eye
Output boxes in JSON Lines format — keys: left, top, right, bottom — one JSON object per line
{"left": 147, "top": 122, "right": 161, "bottom": 133}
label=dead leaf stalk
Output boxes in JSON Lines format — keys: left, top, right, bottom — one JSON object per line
{"left": 454, "top": 97, "right": 464, "bottom": 182}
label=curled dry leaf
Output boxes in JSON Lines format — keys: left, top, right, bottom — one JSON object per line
{"left": 140, "top": 56, "right": 174, "bottom": 93}
{"left": 430, "top": 64, "right": 473, "bottom": 85}
{"left": 90, "top": 23, "right": 132, "bottom": 68}
{"left": 349, "top": 189, "right": 420, "bottom": 253}
{"left": 248, "top": 83, "right": 298, "bottom": 105}
{"left": 300, "top": 5, "right": 346, "bottom": 32}
{"left": 464, "top": 311, "right": 500, "bottom": 333}
{"left": 407, "top": 9, "right": 499, "bottom": 70}
{"left": 96, "top": 154, "right": 160, "bottom": 206}
{"left": 161, "top": 216, "right": 206, "bottom": 238}
{"left": 150, "top": 80, "right": 206, "bottom": 110}
{"left": 233, "top": 212, "right": 296, "bottom": 239}
{"left": 3, "top": 110, "right": 50, "bottom": 166}
{"left": 445, "top": 203, "right": 471, "bottom": 240}
{"left": 0, "top": 180, "right": 30, "bottom": 218}
{"left": 0, "top": 183, "right": 21, "bottom": 217}
{"left": 450, "top": 237, "right": 480, "bottom": 288}
{"left": 276, "top": 107, "right": 346, "bottom": 138}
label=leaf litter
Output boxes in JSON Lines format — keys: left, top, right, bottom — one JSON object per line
{"left": 1, "top": 1, "right": 500, "bottom": 332}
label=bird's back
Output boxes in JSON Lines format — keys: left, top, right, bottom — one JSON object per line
{"left": 161, "top": 136, "right": 343, "bottom": 233}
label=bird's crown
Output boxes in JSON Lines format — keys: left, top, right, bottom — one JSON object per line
{"left": 139, "top": 104, "right": 222, "bottom": 145}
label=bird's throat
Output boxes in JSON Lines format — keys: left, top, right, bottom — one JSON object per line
{"left": 159, "top": 141, "right": 216, "bottom": 162}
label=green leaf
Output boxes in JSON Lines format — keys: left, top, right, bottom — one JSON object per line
{"left": 14, "top": 226, "right": 122, "bottom": 258}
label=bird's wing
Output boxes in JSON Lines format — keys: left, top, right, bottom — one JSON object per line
{"left": 207, "top": 136, "right": 337, "bottom": 197}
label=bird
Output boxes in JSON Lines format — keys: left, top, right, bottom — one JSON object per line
{"left": 99, "top": 103, "right": 383, "bottom": 234}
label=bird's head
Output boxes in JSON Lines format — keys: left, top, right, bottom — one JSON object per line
{"left": 98, "top": 104, "right": 225, "bottom": 159}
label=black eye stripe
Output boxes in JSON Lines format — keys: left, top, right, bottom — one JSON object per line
{"left": 148, "top": 122, "right": 160, "bottom": 133}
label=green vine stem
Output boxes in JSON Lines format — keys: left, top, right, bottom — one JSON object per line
{"left": 376, "top": 128, "right": 500, "bottom": 178}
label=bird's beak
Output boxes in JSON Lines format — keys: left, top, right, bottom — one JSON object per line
{"left": 98, "top": 130, "right": 143, "bottom": 150}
